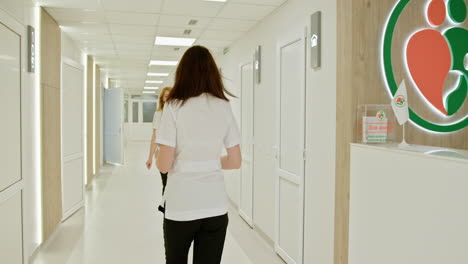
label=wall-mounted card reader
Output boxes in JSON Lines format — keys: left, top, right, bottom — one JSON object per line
{"left": 311, "top": 11, "right": 321, "bottom": 69}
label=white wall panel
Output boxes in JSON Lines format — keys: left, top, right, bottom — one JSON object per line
{"left": 0, "top": 3, "right": 42, "bottom": 263}
{"left": 62, "top": 158, "right": 83, "bottom": 214}
{"left": 62, "top": 63, "right": 84, "bottom": 157}
{"left": 278, "top": 180, "right": 300, "bottom": 261}
{"left": 0, "top": 22, "right": 21, "bottom": 192}
{"left": 0, "top": 0, "right": 24, "bottom": 24}
{"left": 61, "top": 41, "right": 85, "bottom": 220}
{"left": 61, "top": 33, "right": 83, "bottom": 65}
{"left": 279, "top": 39, "right": 303, "bottom": 176}
{"left": 0, "top": 191, "right": 23, "bottom": 264}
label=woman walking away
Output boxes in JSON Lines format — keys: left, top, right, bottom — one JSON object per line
{"left": 156, "top": 45, "right": 242, "bottom": 264}
{"left": 146, "top": 87, "right": 172, "bottom": 207}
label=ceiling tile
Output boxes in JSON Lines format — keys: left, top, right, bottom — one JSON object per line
{"left": 200, "top": 30, "right": 245, "bottom": 41}
{"left": 158, "top": 15, "right": 211, "bottom": 29}
{"left": 105, "top": 11, "right": 159, "bottom": 25}
{"left": 83, "top": 48, "right": 117, "bottom": 56}
{"left": 209, "top": 47, "right": 224, "bottom": 55}
{"left": 149, "top": 54, "right": 182, "bottom": 61}
{"left": 46, "top": 8, "right": 105, "bottom": 23}
{"left": 83, "top": 43, "right": 115, "bottom": 51}
{"left": 112, "top": 34, "right": 154, "bottom": 44}
{"left": 101, "top": 0, "right": 163, "bottom": 13}
{"left": 109, "top": 24, "right": 157, "bottom": 36}
{"left": 217, "top": 3, "right": 276, "bottom": 20}
{"left": 66, "top": 32, "right": 113, "bottom": 42}
{"left": 162, "top": 0, "right": 224, "bottom": 17}
{"left": 116, "top": 43, "right": 153, "bottom": 51}
{"left": 208, "top": 18, "right": 257, "bottom": 31}
{"left": 156, "top": 26, "right": 203, "bottom": 38}
{"left": 195, "top": 39, "right": 232, "bottom": 48}
{"left": 148, "top": 65, "right": 177, "bottom": 73}
{"left": 229, "top": 0, "right": 287, "bottom": 6}
{"left": 36, "top": 0, "right": 100, "bottom": 9}
{"left": 59, "top": 22, "right": 109, "bottom": 35}
{"left": 151, "top": 46, "right": 187, "bottom": 57}
{"left": 78, "top": 40, "right": 114, "bottom": 48}
{"left": 118, "top": 53, "right": 151, "bottom": 60}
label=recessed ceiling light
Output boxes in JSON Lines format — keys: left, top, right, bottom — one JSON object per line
{"left": 143, "top": 91, "right": 156, "bottom": 94}
{"left": 146, "top": 80, "right": 164, "bottom": 84}
{"left": 155, "top": 36, "right": 196, "bottom": 47}
{"left": 144, "top": 87, "right": 159, "bottom": 90}
{"left": 149, "top": 60, "right": 178, "bottom": 66}
{"left": 147, "top": 73, "right": 169, "bottom": 77}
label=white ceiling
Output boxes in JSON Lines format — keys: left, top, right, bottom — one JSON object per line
{"left": 37, "top": 0, "right": 288, "bottom": 94}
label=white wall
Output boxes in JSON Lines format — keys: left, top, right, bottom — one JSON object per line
{"left": 61, "top": 32, "right": 83, "bottom": 64}
{"left": 218, "top": 0, "right": 337, "bottom": 263}
{"left": 0, "top": 1, "right": 42, "bottom": 263}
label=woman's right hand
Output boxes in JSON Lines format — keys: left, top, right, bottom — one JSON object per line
{"left": 146, "top": 158, "right": 153, "bottom": 170}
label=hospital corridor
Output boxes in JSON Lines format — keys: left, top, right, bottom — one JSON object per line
{"left": 30, "top": 142, "right": 285, "bottom": 264}
{"left": 0, "top": 0, "right": 467, "bottom": 264}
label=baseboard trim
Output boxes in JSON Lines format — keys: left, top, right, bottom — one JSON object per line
{"left": 253, "top": 224, "right": 275, "bottom": 248}
{"left": 228, "top": 197, "right": 275, "bottom": 248}
{"left": 62, "top": 201, "right": 84, "bottom": 222}
{"left": 228, "top": 198, "right": 238, "bottom": 210}
{"left": 29, "top": 242, "right": 41, "bottom": 263}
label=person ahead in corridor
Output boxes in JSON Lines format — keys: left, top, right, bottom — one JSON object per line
{"left": 156, "top": 45, "right": 242, "bottom": 264}
{"left": 146, "top": 86, "right": 172, "bottom": 212}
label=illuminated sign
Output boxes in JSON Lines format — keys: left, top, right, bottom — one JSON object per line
{"left": 382, "top": 0, "right": 468, "bottom": 133}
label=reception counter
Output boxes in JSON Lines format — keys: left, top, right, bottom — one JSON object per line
{"left": 348, "top": 143, "right": 468, "bottom": 264}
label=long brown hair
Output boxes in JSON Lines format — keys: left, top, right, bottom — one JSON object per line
{"left": 157, "top": 86, "right": 172, "bottom": 111}
{"left": 168, "top": 45, "right": 235, "bottom": 105}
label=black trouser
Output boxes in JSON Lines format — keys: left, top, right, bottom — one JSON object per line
{"left": 160, "top": 172, "right": 168, "bottom": 194}
{"left": 164, "top": 214, "right": 229, "bottom": 264}
{"left": 158, "top": 172, "right": 168, "bottom": 213}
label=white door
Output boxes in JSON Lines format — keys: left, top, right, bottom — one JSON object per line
{"left": 275, "top": 28, "right": 307, "bottom": 264}
{"left": 239, "top": 62, "right": 255, "bottom": 227}
{"left": 0, "top": 16, "right": 24, "bottom": 264}
{"left": 61, "top": 58, "right": 85, "bottom": 220}
{"left": 126, "top": 99, "right": 158, "bottom": 141}
{"left": 104, "top": 88, "right": 124, "bottom": 164}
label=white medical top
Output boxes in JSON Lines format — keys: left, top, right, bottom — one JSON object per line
{"left": 152, "top": 110, "right": 162, "bottom": 130}
{"left": 155, "top": 93, "right": 240, "bottom": 221}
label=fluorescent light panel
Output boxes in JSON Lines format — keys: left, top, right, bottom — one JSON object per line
{"left": 148, "top": 72, "right": 169, "bottom": 77}
{"left": 144, "top": 87, "right": 159, "bottom": 90}
{"left": 146, "top": 80, "right": 163, "bottom": 84}
{"left": 155, "top": 36, "right": 196, "bottom": 47}
{"left": 143, "top": 91, "right": 156, "bottom": 94}
{"left": 149, "top": 60, "right": 178, "bottom": 66}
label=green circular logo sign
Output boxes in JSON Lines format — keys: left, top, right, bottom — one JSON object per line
{"left": 382, "top": 0, "right": 468, "bottom": 133}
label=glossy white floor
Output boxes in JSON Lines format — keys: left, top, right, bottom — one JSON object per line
{"left": 31, "top": 142, "right": 284, "bottom": 264}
